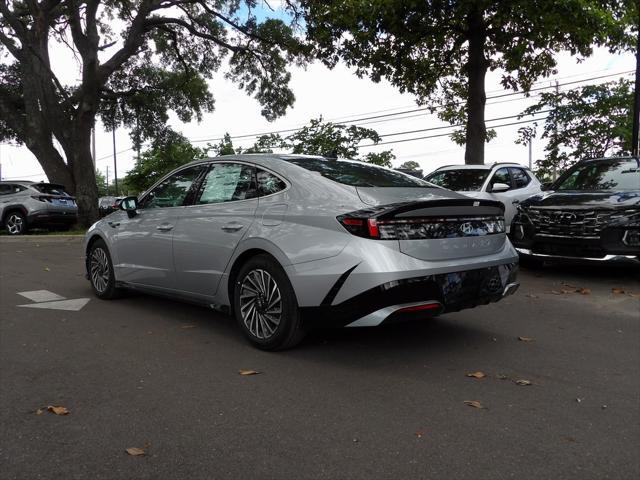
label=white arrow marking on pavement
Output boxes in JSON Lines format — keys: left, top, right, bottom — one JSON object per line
{"left": 18, "top": 298, "right": 90, "bottom": 311}
{"left": 17, "top": 290, "right": 66, "bottom": 303}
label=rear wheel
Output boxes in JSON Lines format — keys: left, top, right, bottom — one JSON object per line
{"left": 5, "top": 211, "right": 26, "bottom": 235}
{"left": 88, "top": 239, "right": 121, "bottom": 299}
{"left": 233, "top": 254, "right": 306, "bottom": 350}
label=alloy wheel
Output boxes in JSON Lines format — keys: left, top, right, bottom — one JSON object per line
{"left": 90, "top": 247, "right": 110, "bottom": 294}
{"left": 6, "top": 214, "right": 24, "bottom": 235}
{"left": 239, "top": 269, "right": 282, "bottom": 340}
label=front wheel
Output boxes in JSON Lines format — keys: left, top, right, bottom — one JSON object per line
{"left": 88, "top": 239, "right": 121, "bottom": 299}
{"left": 5, "top": 211, "right": 27, "bottom": 235}
{"left": 233, "top": 255, "right": 306, "bottom": 351}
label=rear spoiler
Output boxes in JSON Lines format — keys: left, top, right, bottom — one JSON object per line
{"left": 347, "top": 198, "right": 505, "bottom": 221}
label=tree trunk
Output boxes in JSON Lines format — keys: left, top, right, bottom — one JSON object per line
{"left": 464, "top": 4, "right": 488, "bottom": 165}
{"left": 66, "top": 121, "right": 99, "bottom": 228}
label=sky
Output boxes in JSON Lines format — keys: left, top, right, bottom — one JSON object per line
{"left": 0, "top": 4, "right": 635, "bottom": 184}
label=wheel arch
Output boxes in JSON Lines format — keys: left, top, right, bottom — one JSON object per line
{"left": 1, "top": 205, "right": 28, "bottom": 224}
{"left": 84, "top": 232, "right": 110, "bottom": 275}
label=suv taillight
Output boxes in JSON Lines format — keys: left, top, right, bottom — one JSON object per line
{"left": 31, "top": 195, "right": 51, "bottom": 203}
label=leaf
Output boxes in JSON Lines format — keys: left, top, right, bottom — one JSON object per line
{"left": 464, "top": 400, "right": 484, "bottom": 409}
{"left": 518, "top": 336, "right": 534, "bottom": 342}
{"left": 515, "top": 379, "right": 532, "bottom": 386}
{"left": 560, "top": 288, "right": 575, "bottom": 294}
{"left": 239, "top": 369, "right": 261, "bottom": 376}
{"left": 497, "top": 374, "right": 510, "bottom": 380}
{"left": 611, "top": 288, "right": 625, "bottom": 294}
{"left": 550, "top": 290, "right": 563, "bottom": 295}
{"left": 47, "top": 405, "right": 69, "bottom": 415}
{"left": 44, "top": 267, "right": 50, "bottom": 272}
{"left": 415, "top": 431, "right": 424, "bottom": 438}
{"left": 525, "top": 294, "right": 539, "bottom": 299}
{"left": 577, "top": 288, "right": 591, "bottom": 295}
{"left": 35, "top": 408, "right": 44, "bottom": 415}
{"left": 125, "top": 447, "right": 146, "bottom": 456}
{"left": 180, "top": 325, "right": 196, "bottom": 329}
{"left": 466, "top": 371, "right": 487, "bottom": 379}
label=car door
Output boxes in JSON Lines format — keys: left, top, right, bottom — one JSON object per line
{"left": 509, "top": 167, "right": 539, "bottom": 203}
{"left": 485, "top": 167, "right": 520, "bottom": 231}
{"left": 173, "top": 162, "right": 259, "bottom": 298}
{"left": 111, "top": 164, "right": 205, "bottom": 289}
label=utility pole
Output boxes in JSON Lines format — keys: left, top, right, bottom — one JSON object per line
{"left": 552, "top": 79, "right": 560, "bottom": 180}
{"left": 632, "top": 26, "right": 640, "bottom": 157}
{"left": 112, "top": 128, "right": 118, "bottom": 196}
{"left": 91, "top": 127, "right": 96, "bottom": 168}
{"left": 528, "top": 138, "right": 532, "bottom": 169}
{"left": 106, "top": 165, "right": 110, "bottom": 195}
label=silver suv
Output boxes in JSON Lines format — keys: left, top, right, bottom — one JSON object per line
{"left": 0, "top": 181, "right": 78, "bottom": 235}
{"left": 84, "top": 155, "right": 519, "bottom": 350}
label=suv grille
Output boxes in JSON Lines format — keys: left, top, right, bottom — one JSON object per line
{"left": 526, "top": 209, "right": 634, "bottom": 238}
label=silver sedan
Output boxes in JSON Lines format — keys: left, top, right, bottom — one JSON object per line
{"left": 84, "top": 154, "right": 519, "bottom": 350}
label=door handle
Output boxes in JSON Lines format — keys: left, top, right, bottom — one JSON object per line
{"left": 221, "top": 223, "right": 244, "bottom": 232}
{"left": 512, "top": 200, "right": 520, "bottom": 205}
{"left": 107, "top": 221, "right": 120, "bottom": 228}
{"left": 156, "top": 224, "right": 174, "bottom": 232}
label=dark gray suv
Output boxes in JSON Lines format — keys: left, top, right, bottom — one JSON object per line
{"left": 0, "top": 181, "right": 78, "bottom": 235}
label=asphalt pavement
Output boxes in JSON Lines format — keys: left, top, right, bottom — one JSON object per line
{"left": 0, "top": 237, "right": 638, "bottom": 480}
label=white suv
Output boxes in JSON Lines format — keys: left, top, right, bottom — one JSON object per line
{"left": 425, "top": 163, "right": 542, "bottom": 232}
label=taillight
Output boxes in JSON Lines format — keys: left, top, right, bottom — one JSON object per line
{"left": 338, "top": 213, "right": 505, "bottom": 240}
{"left": 31, "top": 195, "right": 51, "bottom": 203}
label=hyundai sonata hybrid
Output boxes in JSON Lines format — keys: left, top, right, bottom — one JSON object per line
{"left": 84, "top": 154, "right": 519, "bottom": 350}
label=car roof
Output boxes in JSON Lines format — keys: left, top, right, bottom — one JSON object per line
{"left": 0, "top": 180, "right": 36, "bottom": 185}
{"left": 432, "top": 162, "right": 529, "bottom": 172}
{"left": 578, "top": 156, "right": 639, "bottom": 164}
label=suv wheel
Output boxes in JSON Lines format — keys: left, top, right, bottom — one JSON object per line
{"left": 5, "top": 211, "right": 26, "bottom": 235}
{"left": 88, "top": 239, "right": 121, "bottom": 299}
{"left": 233, "top": 254, "right": 306, "bottom": 350}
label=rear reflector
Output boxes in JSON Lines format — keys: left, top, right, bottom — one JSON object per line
{"left": 397, "top": 302, "right": 442, "bottom": 313}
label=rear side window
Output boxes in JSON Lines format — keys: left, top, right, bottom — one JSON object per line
{"left": 32, "top": 183, "right": 70, "bottom": 196}
{"left": 284, "top": 157, "right": 430, "bottom": 187}
{"left": 196, "top": 163, "right": 257, "bottom": 204}
{"left": 426, "top": 169, "right": 489, "bottom": 191}
{"left": 509, "top": 168, "right": 530, "bottom": 189}
{"left": 256, "top": 169, "right": 286, "bottom": 196}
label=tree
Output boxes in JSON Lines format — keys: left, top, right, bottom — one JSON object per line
{"left": 517, "top": 78, "right": 633, "bottom": 178}
{"left": 398, "top": 161, "right": 420, "bottom": 171}
{"left": 0, "top": 1, "right": 309, "bottom": 225}
{"left": 297, "top": 0, "right": 636, "bottom": 165}
{"left": 249, "top": 117, "right": 396, "bottom": 165}
{"left": 124, "top": 129, "right": 206, "bottom": 193}
{"left": 210, "top": 133, "right": 237, "bottom": 156}
{"left": 95, "top": 169, "right": 108, "bottom": 196}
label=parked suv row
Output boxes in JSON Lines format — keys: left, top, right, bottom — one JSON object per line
{"left": 0, "top": 180, "right": 78, "bottom": 235}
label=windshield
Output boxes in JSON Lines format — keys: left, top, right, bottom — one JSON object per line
{"left": 32, "top": 183, "right": 71, "bottom": 196}
{"left": 283, "top": 157, "right": 432, "bottom": 187}
{"left": 555, "top": 159, "right": 640, "bottom": 192}
{"left": 426, "top": 169, "right": 490, "bottom": 191}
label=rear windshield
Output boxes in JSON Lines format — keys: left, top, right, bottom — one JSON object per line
{"left": 283, "top": 157, "right": 431, "bottom": 187}
{"left": 32, "top": 183, "right": 71, "bottom": 196}
{"left": 426, "top": 169, "right": 490, "bottom": 191}
{"left": 555, "top": 159, "right": 640, "bottom": 191}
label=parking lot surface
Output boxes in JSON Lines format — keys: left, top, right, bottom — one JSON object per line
{"left": 1, "top": 237, "right": 638, "bottom": 480}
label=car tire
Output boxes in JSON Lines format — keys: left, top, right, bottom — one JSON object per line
{"left": 88, "top": 239, "right": 122, "bottom": 299}
{"left": 4, "top": 211, "right": 27, "bottom": 235}
{"left": 233, "top": 254, "right": 306, "bottom": 351}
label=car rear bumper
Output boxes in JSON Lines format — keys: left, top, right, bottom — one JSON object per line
{"left": 27, "top": 211, "right": 78, "bottom": 227}
{"left": 302, "top": 262, "right": 519, "bottom": 328}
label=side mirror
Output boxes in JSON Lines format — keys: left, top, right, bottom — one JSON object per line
{"left": 120, "top": 196, "right": 139, "bottom": 218}
{"left": 491, "top": 182, "right": 511, "bottom": 193}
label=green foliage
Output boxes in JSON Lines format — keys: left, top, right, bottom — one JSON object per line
{"left": 95, "top": 170, "right": 108, "bottom": 197}
{"left": 210, "top": 133, "right": 238, "bottom": 156}
{"left": 517, "top": 79, "right": 633, "bottom": 178}
{"left": 398, "top": 161, "right": 420, "bottom": 171}
{"left": 124, "top": 130, "right": 207, "bottom": 193}
{"left": 299, "top": 0, "right": 636, "bottom": 163}
{"left": 218, "top": 117, "right": 395, "bottom": 166}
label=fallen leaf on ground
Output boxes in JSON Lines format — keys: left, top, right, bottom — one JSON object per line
{"left": 239, "top": 369, "right": 261, "bottom": 376}
{"left": 515, "top": 379, "right": 532, "bottom": 386}
{"left": 44, "top": 267, "right": 50, "bottom": 272}
{"left": 518, "top": 336, "right": 534, "bottom": 342}
{"left": 577, "top": 288, "right": 591, "bottom": 295}
{"left": 125, "top": 447, "right": 146, "bottom": 456}
{"left": 525, "top": 294, "right": 539, "bottom": 299}
{"left": 180, "top": 325, "right": 196, "bottom": 329}
{"left": 560, "top": 288, "right": 576, "bottom": 294}
{"left": 415, "top": 431, "right": 424, "bottom": 438}
{"left": 464, "top": 400, "right": 484, "bottom": 409}
{"left": 550, "top": 290, "right": 563, "bottom": 295}
{"left": 47, "top": 405, "right": 69, "bottom": 415}
{"left": 612, "top": 288, "right": 625, "bottom": 294}
{"left": 466, "top": 371, "right": 487, "bottom": 379}
{"left": 497, "top": 374, "right": 510, "bottom": 380}
{"left": 35, "top": 408, "right": 44, "bottom": 415}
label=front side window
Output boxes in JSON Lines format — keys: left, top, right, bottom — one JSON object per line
{"left": 284, "top": 157, "right": 431, "bottom": 187}
{"left": 196, "top": 163, "right": 256, "bottom": 205}
{"left": 489, "top": 168, "right": 512, "bottom": 191}
{"left": 555, "top": 159, "right": 640, "bottom": 191}
{"left": 256, "top": 169, "right": 287, "bottom": 196}
{"left": 509, "top": 168, "right": 530, "bottom": 189}
{"left": 139, "top": 166, "right": 203, "bottom": 209}
{"left": 426, "top": 169, "right": 490, "bottom": 191}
